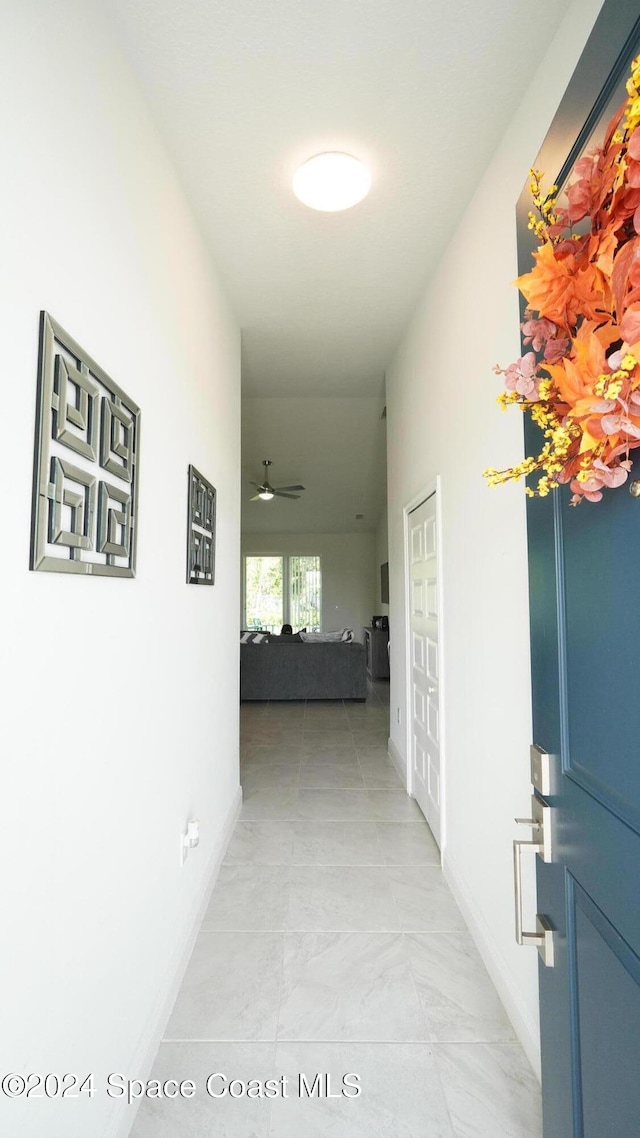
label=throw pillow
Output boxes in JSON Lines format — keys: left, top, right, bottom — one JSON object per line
{"left": 240, "top": 631, "right": 269, "bottom": 643}
{"left": 299, "top": 629, "right": 354, "bottom": 643}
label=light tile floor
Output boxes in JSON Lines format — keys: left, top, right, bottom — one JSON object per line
{"left": 131, "top": 682, "right": 542, "bottom": 1138}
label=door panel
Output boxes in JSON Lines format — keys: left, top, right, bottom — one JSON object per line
{"left": 408, "top": 492, "right": 441, "bottom": 844}
{"left": 427, "top": 693, "right": 438, "bottom": 746}
{"left": 573, "top": 884, "right": 640, "bottom": 1138}
{"left": 561, "top": 490, "right": 640, "bottom": 822}
{"left": 521, "top": 6, "right": 640, "bottom": 1134}
{"left": 411, "top": 579, "right": 424, "bottom": 615}
{"left": 413, "top": 631, "right": 425, "bottom": 671}
{"left": 426, "top": 636, "right": 438, "bottom": 682}
{"left": 427, "top": 746, "right": 440, "bottom": 809}
{"left": 411, "top": 523, "right": 423, "bottom": 564}
{"left": 415, "top": 739, "right": 426, "bottom": 782}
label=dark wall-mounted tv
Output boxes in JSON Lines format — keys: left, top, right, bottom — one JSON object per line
{"left": 380, "top": 561, "right": 389, "bottom": 604}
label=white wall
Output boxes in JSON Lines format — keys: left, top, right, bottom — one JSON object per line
{"left": 241, "top": 533, "right": 375, "bottom": 640}
{"left": 0, "top": 4, "right": 240, "bottom": 1137}
{"left": 386, "top": 0, "right": 604, "bottom": 1075}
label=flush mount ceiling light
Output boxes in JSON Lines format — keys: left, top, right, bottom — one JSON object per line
{"left": 293, "top": 152, "right": 371, "bottom": 212}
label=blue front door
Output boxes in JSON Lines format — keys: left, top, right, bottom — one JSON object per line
{"left": 523, "top": 5, "right": 640, "bottom": 1134}
{"left": 528, "top": 487, "right": 640, "bottom": 1136}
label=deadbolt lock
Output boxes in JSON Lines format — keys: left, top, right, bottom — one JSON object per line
{"left": 530, "top": 744, "right": 553, "bottom": 797}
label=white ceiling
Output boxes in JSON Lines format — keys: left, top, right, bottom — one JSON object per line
{"left": 104, "top": 0, "right": 572, "bottom": 530}
{"left": 242, "top": 397, "right": 386, "bottom": 533}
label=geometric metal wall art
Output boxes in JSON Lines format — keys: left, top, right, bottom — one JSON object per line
{"left": 186, "top": 465, "right": 216, "bottom": 585}
{"left": 30, "top": 312, "right": 140, "bottom": 577}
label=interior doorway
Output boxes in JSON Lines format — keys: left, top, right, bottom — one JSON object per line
{"left": 404, "top": 481, "right": 443, "bottom": 847}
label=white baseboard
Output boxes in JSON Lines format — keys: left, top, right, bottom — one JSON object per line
{"left": 110, "top": 784, "right": 243, "bottom": 1138}
{"left": 387, "top": 736, "right": 407, "bottom": 784}
{"left": 442, "top": 849, "right": 541, "bottom": 1080}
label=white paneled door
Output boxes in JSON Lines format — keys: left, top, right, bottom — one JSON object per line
{"left": 408, "top": 493, "right": 441, "bottom": 846}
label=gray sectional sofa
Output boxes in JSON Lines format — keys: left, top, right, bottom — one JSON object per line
{"left": 240, "top": 640, "right": 367, "bottom": 701}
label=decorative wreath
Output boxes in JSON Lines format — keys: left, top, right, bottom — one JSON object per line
{"left": 485, "top": 56, "right": 640, "bottom": 505}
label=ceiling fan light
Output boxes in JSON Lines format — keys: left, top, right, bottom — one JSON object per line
{"left": 293, "top": 152, "right": 371, "bottom": 212}
{"left": 258, "top": 489, "right": 274, "bottom": 501}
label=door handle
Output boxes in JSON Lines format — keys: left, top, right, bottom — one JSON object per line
{"left": 513, "top": 801, "right": 555, "bottom": 967}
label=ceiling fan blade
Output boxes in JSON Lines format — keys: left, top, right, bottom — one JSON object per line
{"left": 248, "top": 480, "right": 260, "bottom": 487}
{"left": 249, "top": 493, "right": 264, "bottom": 501}
{"left": 274, "top": 484, "right": 305, "bottom": 492}
{"left": 273, "top": 490, "right": 300, "bottom": 499}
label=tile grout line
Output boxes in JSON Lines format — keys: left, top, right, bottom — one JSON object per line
{"left": 160, "top": 1037, "right": 522, "bottom": 1045}
{"left": 196, "top": 927, "right": 470, "bottom": 935}
{"left": 399, "top": 928, "right": 459, "bottom": 1137}
{"left": 270, "top": 899, "right": 289, "bottom": 1100}
{"left": 225, "top": 861, "right": 440, "bottom": 868}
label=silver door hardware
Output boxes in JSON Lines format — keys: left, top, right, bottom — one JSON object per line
{"left": 530, "top": 744, "right": 553, "bottom": 796}
{"left": 515, "top": 795, "right": 553, "bottom": 862}
{"left": 513, "top": 798, "right": 555, "bottom": 967}
{"left": 534, "top": 915, "right": 555, "bottom": 968}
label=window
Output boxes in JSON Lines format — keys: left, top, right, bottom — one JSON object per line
{"left": 243, "top": 556, "right": 283, "bottom": 632}
{"left": 244, "top": 555, "right": 321, "bottom": 633}
{"left": 289, "top": 555, "right": 321, "bottom": 632}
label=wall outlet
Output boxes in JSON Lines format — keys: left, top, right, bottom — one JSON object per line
{"left": 180, "top": 818, "right": 200, "bottom": 866}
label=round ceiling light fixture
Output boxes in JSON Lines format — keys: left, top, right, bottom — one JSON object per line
{"left": 258, "top": 489, "right": 274, "bottom": 501}
{"left": 293, "top": 152, "right": 371, "bottom": 212}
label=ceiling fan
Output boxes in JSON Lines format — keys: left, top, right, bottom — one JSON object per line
{"left": 249, "top": 459, "right": 305, "bottom": 501}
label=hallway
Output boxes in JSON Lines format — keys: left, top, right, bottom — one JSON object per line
{"left": 132, "top": 688, "right": 542, "bottom": 1137}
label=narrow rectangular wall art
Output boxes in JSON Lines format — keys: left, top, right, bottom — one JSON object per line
{"left": 30, "top": 312, "right": 140, "bottom": 577}
{"left": 187, "top": 465, "right": 216, "bottom": 585}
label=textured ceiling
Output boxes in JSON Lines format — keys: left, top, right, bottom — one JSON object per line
{"left": 104, "top": 0, "right": 573, "bottom": 534}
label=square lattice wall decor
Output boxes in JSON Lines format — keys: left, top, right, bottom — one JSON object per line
{"left": 30, "top": 312, "right": 140, "bottom": 577}
{"left": 187, "top": 465, "right": 216, "bottom": 585}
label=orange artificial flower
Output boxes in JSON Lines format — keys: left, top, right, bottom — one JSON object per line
{"left": 515, "top": 242, "right": 607, "bottom": 331}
